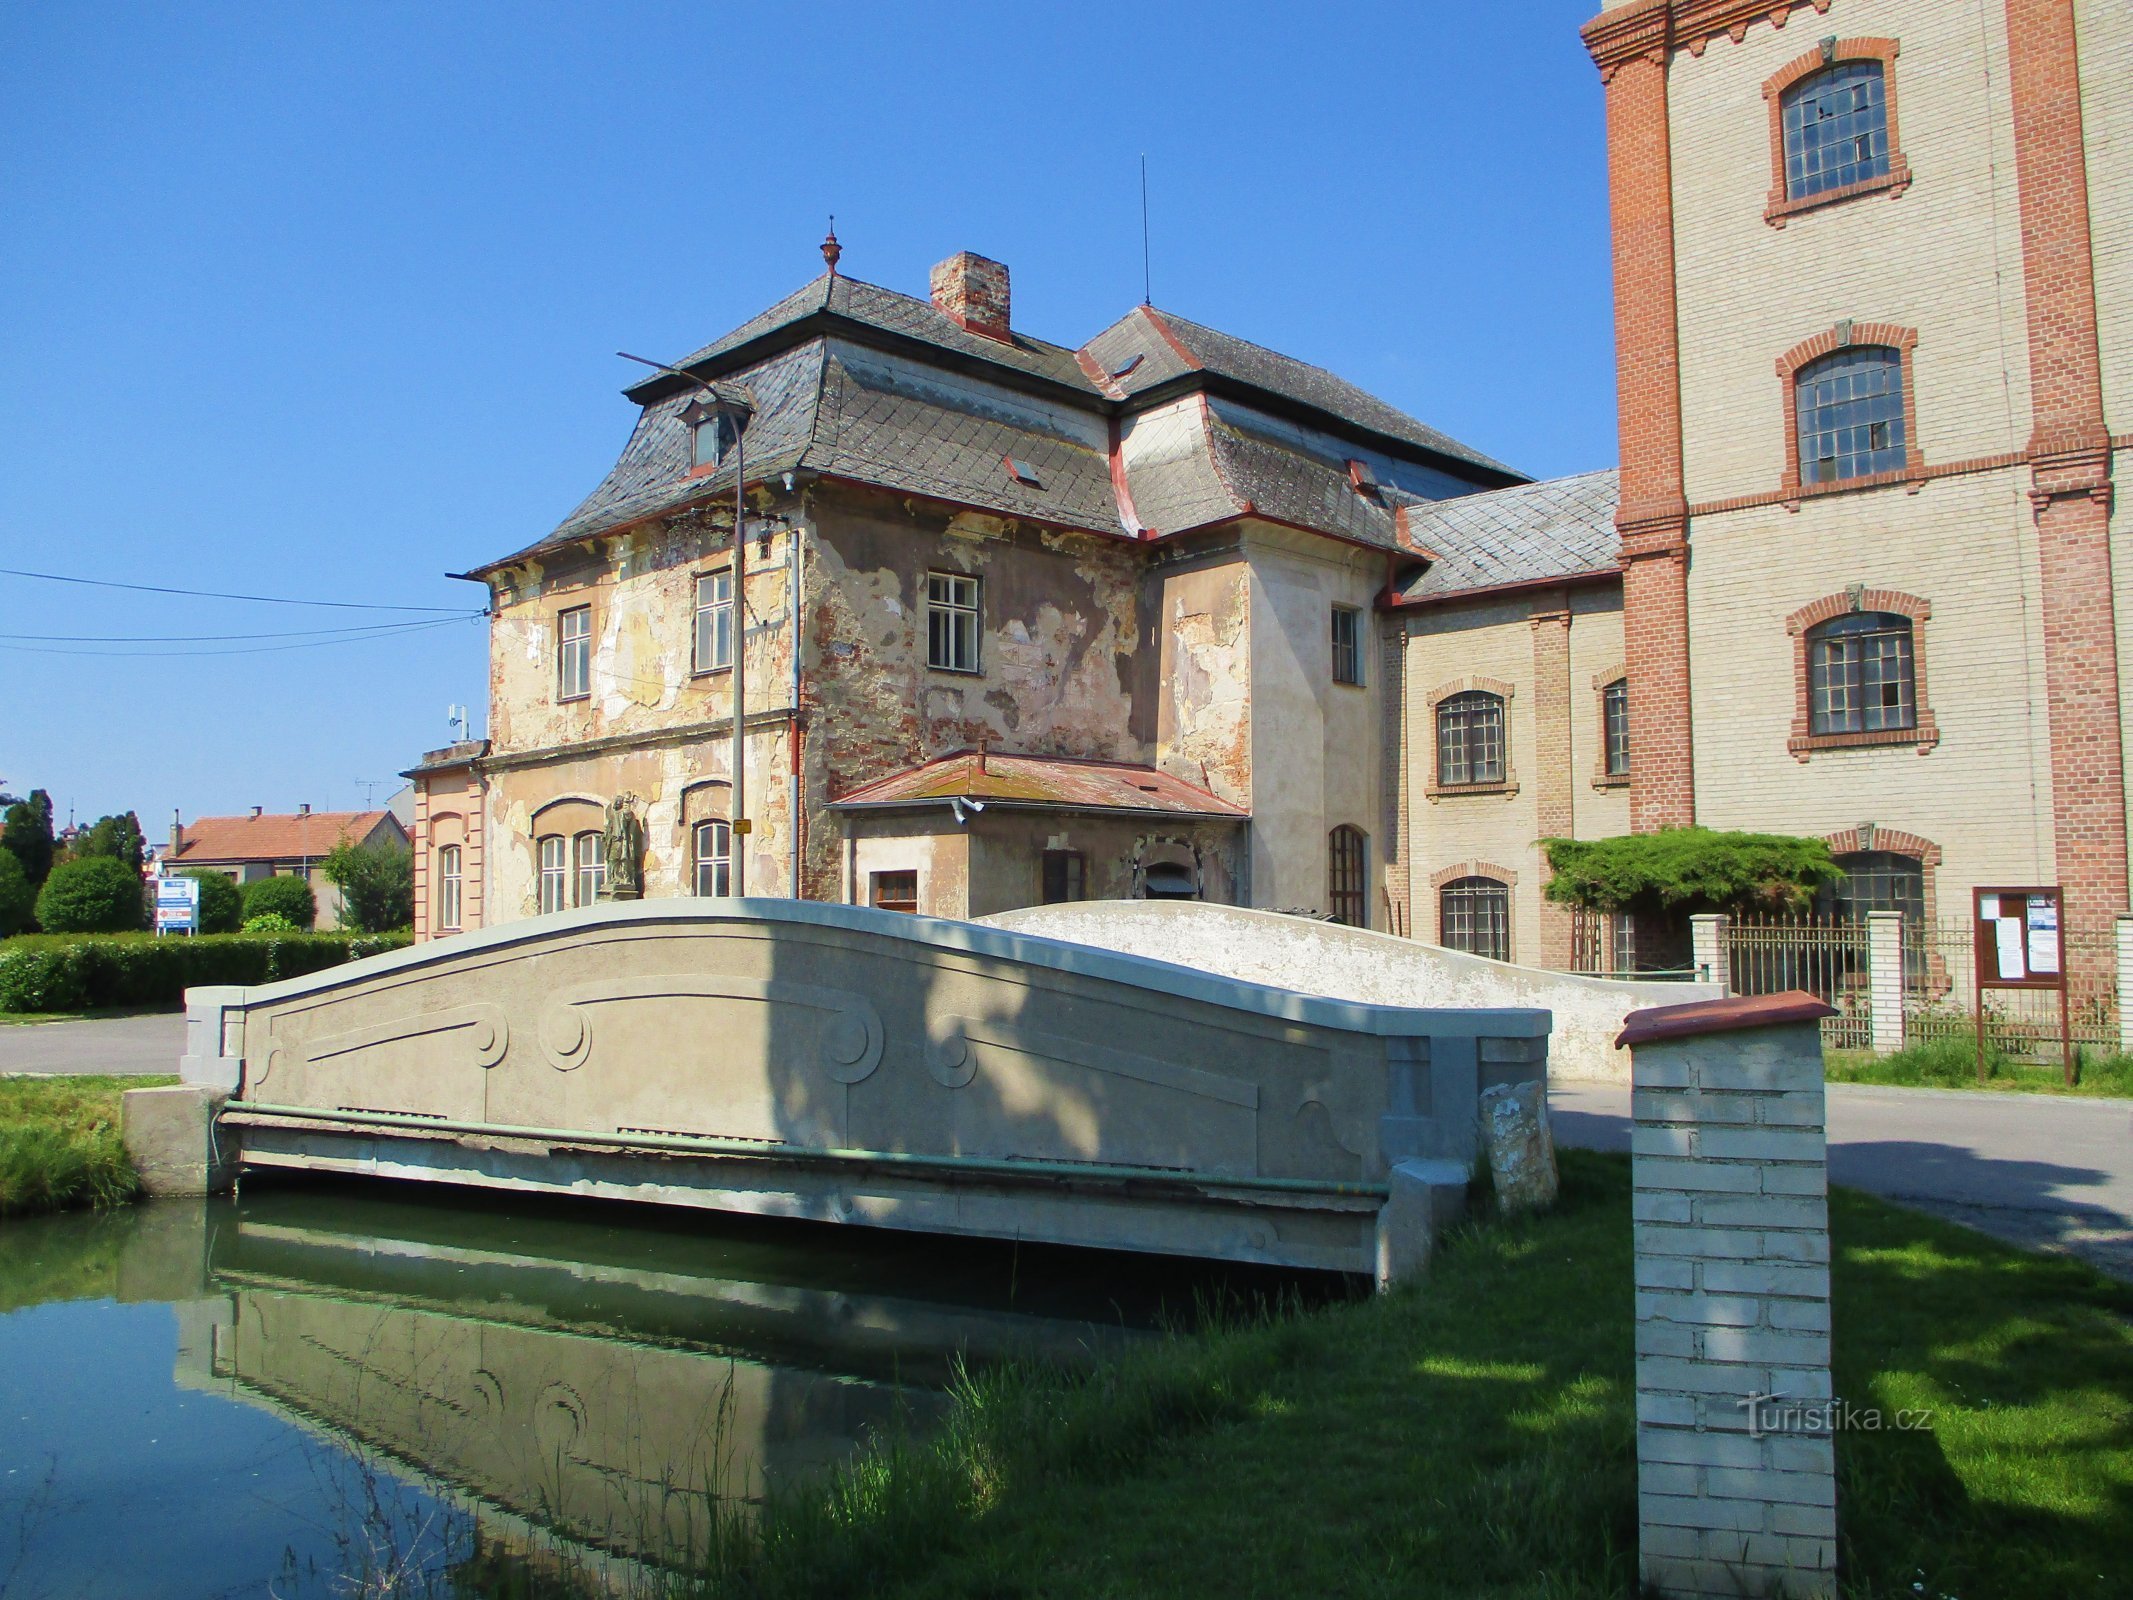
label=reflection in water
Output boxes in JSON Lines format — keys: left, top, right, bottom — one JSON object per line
{"left": 0, "top": 1177, "right": 1341, "bottom": 1598}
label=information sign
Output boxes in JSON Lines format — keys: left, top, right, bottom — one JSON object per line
{"left": 1971, "top": 885, "right": 2070, "bottom": 1083}
{"left": 153, "top": 874, "right": 200, "bottom": 936}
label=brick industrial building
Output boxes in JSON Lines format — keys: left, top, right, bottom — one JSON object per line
{"left": 410, "top": 0, "right": 2127, "bottom": 968}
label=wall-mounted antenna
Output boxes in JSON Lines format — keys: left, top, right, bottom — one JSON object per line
{"left": 1139, "top": 154, "right": 1152, "bottom": 306}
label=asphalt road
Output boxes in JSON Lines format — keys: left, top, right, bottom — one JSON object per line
{"left": 0, "top": 1012, "right": 186, "bottom": 1077}
{"left": 1553, "top": 1079, "right": 2133, "bottom": 1280}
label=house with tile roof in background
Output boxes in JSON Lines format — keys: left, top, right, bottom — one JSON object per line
{"left": 405, "top": 241, "right": 1578, "bottom": 941}
{"left": 167, "top": 806, "right": 408, "bottom": 929}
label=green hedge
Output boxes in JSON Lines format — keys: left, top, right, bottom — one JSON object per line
{"left": 0, "top": 931, "right": 411, "bottom": 1013}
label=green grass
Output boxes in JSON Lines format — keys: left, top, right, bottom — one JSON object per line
{"left": 0, "top": 1073, "right": 175, "bottom": 1217}
{"left": 1827, "top": 1036, "right": 2133, "bottom": 1096}
{"left": 684, "top": 1152, "right": 2132, "bottom": 1600}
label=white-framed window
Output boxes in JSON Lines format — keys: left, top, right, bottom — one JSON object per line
{"left": 436, "top": 844, "right": 462, "bottom": 931}
{"left": 693, "top": 570, "right": 733, "bottom": 674}
{"left": 926, "top": 572, "right": 980, "bottom": 673}
{"left": 572, "top": 831, "right": 605, "bottom": 907}
{"left": 693, "top": 820, "right": 732, "bottom": 897}
{"left": 1331, "top": 606, "right": 1363, "bottom": 686}
{"left": 537, "top": 835, "right": 568, "bottom": 914}
{"left": 557, "top": 606, "right": 592, "bottom": 701}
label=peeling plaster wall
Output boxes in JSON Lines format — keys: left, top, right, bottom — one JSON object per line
{"left": 1154, "top": 552, "right": 1253, "bottom": 815}
{"left": 1240, "top": 526, "right": 1387, "bottom": 922}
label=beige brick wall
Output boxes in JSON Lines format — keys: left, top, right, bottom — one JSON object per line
{"left": 1688, "top": 466, "right": 2057, "bottom": 912}
{"left": 1668, "top": 1, "right": 2034, "bottom": 505}
{"left": 2081, "top": 0, "right": 2132, "bottom": 436}
{"left": 1403, "top": 593, "right": 1625, "bottom": 963}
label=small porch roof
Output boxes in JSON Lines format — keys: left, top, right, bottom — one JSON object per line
{"left": 831, "top": 750, "right": 1247, "bottom": 819}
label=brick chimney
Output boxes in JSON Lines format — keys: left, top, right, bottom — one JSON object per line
{"left": 170, "top": 810, "right": 183, "bottom": 855}
{"left": 929, "top": 252, "right": 1011, "bottom": 343}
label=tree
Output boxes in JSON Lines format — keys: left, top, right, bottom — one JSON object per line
{"left": 2, "top": 790, "right": 55, "bottom": 890}
{"left": 241, "top": 873, "right": 316, "bottom": 930}
{"left": 178, "top": 868, "right": 243, "bottom": 934}
{"left": 73, "top": 811, "right": 146, "bottom": 872}
{"left": 34, "top": 856, "right": 146, "bottom": 933}
{"left": 1541, "top": 827, "right": 1845, "bottom": 916}
{"left": 0, "top": 850, "right": 34, "bottom": 937}
{"left": 321, "top": 838, "right": 414, "bottom": 933}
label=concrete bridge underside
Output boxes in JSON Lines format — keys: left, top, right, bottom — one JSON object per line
{"left": 167, "top": 901, "right": 1553, "bottom": 1281}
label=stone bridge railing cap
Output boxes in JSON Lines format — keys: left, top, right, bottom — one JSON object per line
{"left": 1614, "top": 989, "right": 1836, "bottom": 1051}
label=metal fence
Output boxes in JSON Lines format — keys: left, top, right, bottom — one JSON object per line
{"left": 1723, "top": 915, "right": 1874, "bottom": 1050}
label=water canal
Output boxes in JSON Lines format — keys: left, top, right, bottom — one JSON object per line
{"left": 1, "top": 1179, "right": 1343, "bottom": 1598}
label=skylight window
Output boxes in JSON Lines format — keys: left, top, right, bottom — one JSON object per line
{"left": 1347, "top": 459, "right": 1379, "bottom": 494}
{"left": 1110, "top": 354, "right": 1144, "bottom": 380}
{"left": 1004, "top": 456, "right": 1042, "bottom": 487}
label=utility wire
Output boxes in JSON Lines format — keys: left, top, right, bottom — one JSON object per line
{"left": 0, "top": 617, "right": 467, "bottom": 644}
{"left": 0, "top": 616, "right": 478, "bottom": 659}
{"left": 0, "top": 565, "right": 485, "bottom": 615}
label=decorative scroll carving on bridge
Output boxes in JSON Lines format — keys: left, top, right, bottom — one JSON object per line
{"left": 536, "top": 974, "right": 885, "bottom": 1083}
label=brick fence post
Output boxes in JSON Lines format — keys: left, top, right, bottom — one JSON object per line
{"left": 1619, "top": 992, "right": 1838, "bottom": 1600}
{"left": 2117, "top": 916, "right": 2133, "bottom": 1057}
{"left": 1690, "top": 913, "right": 1727, "bottom": 991}
{"left": 1867, "top": 912, "right": 1904, "bottom": 1057}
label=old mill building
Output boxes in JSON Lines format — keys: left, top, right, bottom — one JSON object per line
{"left": 411, "top": 0, "right": 2128, "bottom": 967}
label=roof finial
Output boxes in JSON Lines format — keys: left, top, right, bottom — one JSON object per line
{"left": 821, "top": 216, "right": 842, "bottom": 276}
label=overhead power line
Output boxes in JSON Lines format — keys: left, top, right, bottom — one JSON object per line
{"left": 0, "top": 615, "right": 479, "bottom": 659}
{"left": 0, "top": 566, "right": 486, "bottom": 615}
{"left": 0, "top": 618, "right": 467, "bottom": 644}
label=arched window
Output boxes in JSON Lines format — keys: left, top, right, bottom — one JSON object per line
{"left": 1327, "top": 826, "right": 1368, "bottom": 927}
{"left": 1825, "top": 850, "right": 1925, "bottom": 924}
{"left": 537, "top": 835, "right": 568, "bottom": 915}
{"left": 1808, "top": 612, "right": 1915, "bottom": 735}
{"left": 1437, "top": 691, "right": 1505, "bottom": 787}
{"left": 436, "top": 845, "right": 462, "bottom": 932}
{"left": 693, "top": 820, "right": 732, "bottom": 897}
{"left": 1795, "top": 346, "right": 1905, "bottom": 484}
{"left": 1439, "top": 877, "right": 1510, "bottom": 963}
{"left": 1781, "top": 61, "right": 1890, "bottom": 201}
{"left": 1602, "top": 678, "right": 1630, "bottom": 777}
{"left": 572, "top": 831, "right": 605, "bottom": 907}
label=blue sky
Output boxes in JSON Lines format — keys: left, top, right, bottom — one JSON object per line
{"left": 0, "top": 2, "right": 1614, "bottom": 831}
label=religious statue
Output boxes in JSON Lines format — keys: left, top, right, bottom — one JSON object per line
{"left": 601, "top": 794, "right": 645, "bottom": 901}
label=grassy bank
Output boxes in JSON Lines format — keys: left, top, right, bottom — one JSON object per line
{"left": 690, "top": 1151, "right": 2131, "bottom": 1600}
{"left": 0, "top": 1074, "right": 175, "bottom": 1218}
{"left": 1827, "top": 1036, "right": 2133, "bottom": 1096}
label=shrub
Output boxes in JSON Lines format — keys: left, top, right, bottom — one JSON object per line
{"left": 242, "top": 912, "right": 299, "bottom": 935}
{"left": 241, "top": 874, "right": 316, "bottom": 930}
{"left": 1541, "top": 827, "right": 1844, "bottom": 915}
{"left": 321, "top": 838, "right": 414, "bottom": 933}
{"left": 178, "top": 869, "right": 242, "bottom": 935}
{"left": 0, "top": 851, "right": 33, "bottom": 938}
{"left": 34, "top": 857, "right": 146, "bottom": 934}
{"left": 1, "top": 790, "right": 54, "bottom": 890}
{"left": 0, "top": 930, "right": 411, "bottom": 1012}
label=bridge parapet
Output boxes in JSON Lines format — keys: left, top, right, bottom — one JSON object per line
{"left": 173, "top": 900, "right": 1551, "bottom": 1281}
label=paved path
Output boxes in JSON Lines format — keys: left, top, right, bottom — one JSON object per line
{"left": 0, "top": 1012, "right": 185, "bottom": 1077}
{"left": 1553, "top": 1079, "right": 2133, "bottom": 1280}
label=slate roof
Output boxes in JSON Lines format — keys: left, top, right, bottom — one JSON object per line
{"left": 1387, "top": 468, "right": 1622, "bottom": 604}
{"left": 170, "top": 810, "right": 403, "bottom": 865}
{"left": 484, "top": 267, "right": 1530, "bottom": 573}
{"left": 832, "top": 750, "right": 1247, "bottom": 818}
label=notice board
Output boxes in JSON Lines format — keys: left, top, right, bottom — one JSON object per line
{"left": 1972, "top": 886, "right": 2064, "bottom": 990}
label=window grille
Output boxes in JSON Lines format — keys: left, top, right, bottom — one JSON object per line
{"left": 1603, "top": 678, "right": 1631, "bottom": 776}
{"left": 557, "top": 606, "right": 592, "bottom": 701}
{"left": 1331, "top": 606, "right": 1363, "bottom": 686}
{"left": 1795, "top": 347, "right": 1906, "bottom": 483}
{"left": 572, "top": 831, "right": 605, "bottom": 907}
{"left": 537, "top": 835, "right": 568, "bottom": 915}
{"left": 1041, "top": 849, "right": 1086, "bottom": 904}
{"left": 926, "top": 572, "right": 980, "bottom": 673}
{"left": 1823, "top": 850, "right": 1925, "bottom": 924}
{"left": 1437, "top": 691, "right": 1505, "bottom": 786}
{"left": 1440, "top": 876, "right": 1510, "bottom": 962}
{"left": 1808, "top": 612, "right": 1915, "bottom": 735}
{"left": 1328, "top": 826, "right": 1368, "bottom": 927}
{"left": 870, "top": 870, "right": 919, "bottom": 913}
{"left": 693, "top": 820, "right": 731, "bottom": 897}
{"left": 1781, "top": 60, "right": 1890, "bottom": 200}
{"left": 436, "top": 845, "right": 462, "bottom": 931}
{"left": 693, "top": 570, "right": 733, "bottom": 674}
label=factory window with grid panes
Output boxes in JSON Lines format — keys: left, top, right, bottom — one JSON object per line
{"left": 1795, "top": 347, "right": 1906, "bottom": 484}
{"left": 1808, "top": 612, "right": 1915, "bottom": 735}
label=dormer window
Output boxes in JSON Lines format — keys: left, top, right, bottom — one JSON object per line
{"left": 682, "top": 401, "right": 734, "bottom": 471}
{"left": 1347, "top": 459, "right": 1379, "bottom": 495}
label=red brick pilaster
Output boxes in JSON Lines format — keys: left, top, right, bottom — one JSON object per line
{"left": 2006, "top": 0, "right": 2124, "bottom": 927}
{"left": 1585, "top": 7, "right": 1695, "bottom": 833}
{"left": 1530, "top": 595, "right": 1576, "bottom": 968}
